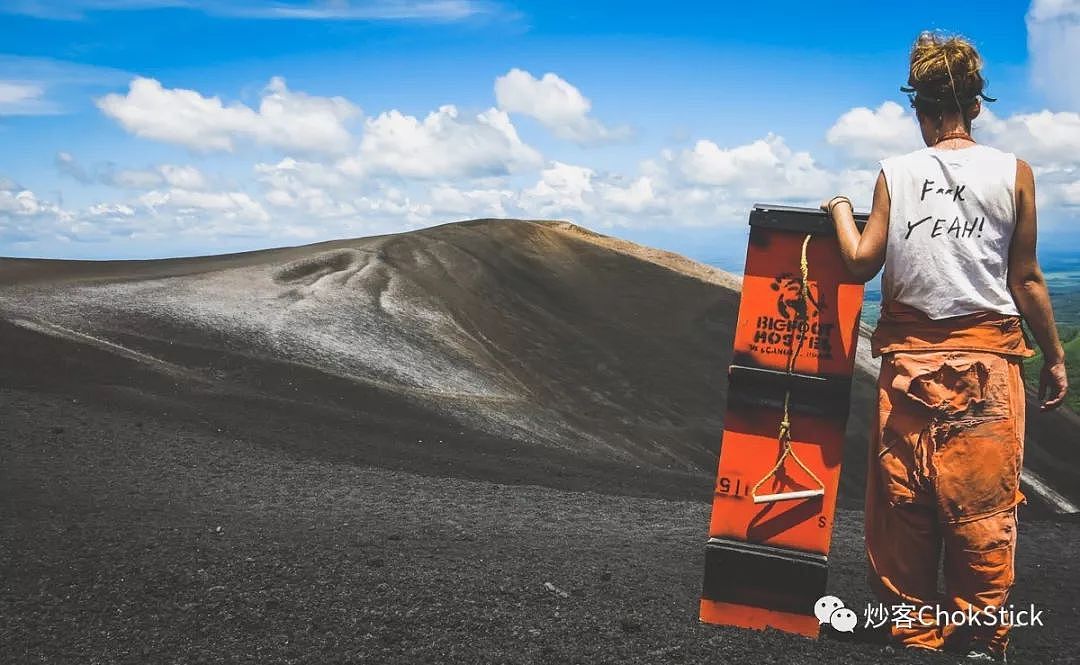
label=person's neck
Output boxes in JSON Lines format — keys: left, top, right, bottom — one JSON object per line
{"left": 932, "top": 115, "right": 974, "bottom": 148}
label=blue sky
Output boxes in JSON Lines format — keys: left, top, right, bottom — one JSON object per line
{"left": 1, "top": 0, "right": 1078, "bottom": 261}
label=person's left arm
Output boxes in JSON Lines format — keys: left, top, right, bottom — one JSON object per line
{"left": 821, "top": 170, "right": 890, "bottom": 282}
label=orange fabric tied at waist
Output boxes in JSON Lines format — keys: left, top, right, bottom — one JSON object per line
{"left": 870, "top": 300, "right": 1036, "bottom": 359}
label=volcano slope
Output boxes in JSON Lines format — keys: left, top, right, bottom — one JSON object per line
{"left": 1, "top": 219, "right": 1077, "bottom": 664}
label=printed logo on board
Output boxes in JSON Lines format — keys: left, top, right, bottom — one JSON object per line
{"left": 748, "top": 273, "right": 834, "bottom": 359}
{"left": 770, "top": 273, "right": 825, "bottom": 322}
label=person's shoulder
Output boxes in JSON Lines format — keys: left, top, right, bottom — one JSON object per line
{"left": 879, "top": 147, "right": 933, "bottom": 172}
{"left": 972, "top": 143, "right": 1017, "bottom": 163}
{"left": 975, "top": 144, "right": 1026, "bottom": 180}
{"left": 1015, "top": 157, "right": 1034, "bottom": 187}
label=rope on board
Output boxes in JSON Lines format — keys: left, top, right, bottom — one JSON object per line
{"left": 750, "top": 233, "right": 826, "bottom": 504}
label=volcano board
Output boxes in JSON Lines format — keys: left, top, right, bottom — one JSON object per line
{"left": 699, "top": 203, "right": 868, "bottom": 637}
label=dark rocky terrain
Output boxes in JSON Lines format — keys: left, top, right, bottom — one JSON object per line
{"left": 2, "top": 219, "right": 1077, "bottom": 664}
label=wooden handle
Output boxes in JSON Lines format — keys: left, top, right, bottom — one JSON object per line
{"left": 752, "top": 488, "right": 825, "bottom": 504}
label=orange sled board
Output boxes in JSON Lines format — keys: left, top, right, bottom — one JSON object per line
{"left": 699, "top": 204, "right": 867, "bottom": 638}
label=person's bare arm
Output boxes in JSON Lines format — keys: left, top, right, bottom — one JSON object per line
{"left": 821, "top": 170, "right": 890, "bottom": 282}
{"left": 1008, "top": 158, "right": 1068, "bottom": 411}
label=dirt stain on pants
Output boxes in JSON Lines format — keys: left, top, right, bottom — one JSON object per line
{"left": 865, "top": 349, "right": 1025, "bottom": 657}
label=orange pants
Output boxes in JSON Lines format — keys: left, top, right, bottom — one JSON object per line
{"left": 865, "top": 349, "right": 1026, "bottom": 657}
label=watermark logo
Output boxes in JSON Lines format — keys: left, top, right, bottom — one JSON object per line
{"left": 815, "top": 595, "right": 858, "bottom": 633}
{"left": 815, "top": 595, "right": 1045, "bottom": 632}
{"left": 865, "top": 602, "right": 1045, "bottom": 630}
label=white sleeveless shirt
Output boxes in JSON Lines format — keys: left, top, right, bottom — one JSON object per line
{"left": 878, "top": 144, "right": 1020, "bottom": 319}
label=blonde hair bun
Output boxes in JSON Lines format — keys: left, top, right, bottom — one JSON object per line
{"left": 907, "top": 31, "right": 988, "bottom": 114}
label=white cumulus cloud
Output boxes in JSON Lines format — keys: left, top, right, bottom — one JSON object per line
{"left": 255, "top": 157, "right": 357, "bottom": 217}
{"left": 116, "top": 164, "right": 209, "bottom": 190}
{"left": 677, "top": 134, "right": 831, "bottom": 200}
{"left": 87, "top": 202, "right": 136, "bottom": 217}
{"left": 343, "top": 105, "right": 542, "bottom": 179}
{"left": 596, "top": 176, "right": 657, "bottom": 213}
{"left": 826, "top": 101, "right": 922, "bottom": 163}
{"left": 1027, "top": 0, "right": 1080, "bottom": 110}
{"left": 824, "top": 101, "right": 1080, "bottom": 170}
{"left": 0, "top": 178, "right": 75, "bottom": 245}
{"left": 56, "top": 152, "right": 210, "bottom": 190}
{"left": 97, "top": 76, "right": 359, "bottom": 154}
{"left": 139, "top": 188, "right": 269, "bottom": 223}
{"left": 0, "top": 187, "right": 55, "bottom": 216}
{"left": 429, "top": 185, "right": 513, "bottom": 217}
{"left": 519, "top": 162, "right": 595, "bottom": 217}
{"left": 978, "top": 108, "right": 1080, "bottom": 168}
{"left": 495, "top": 68, "right": 630, "bottom": 145}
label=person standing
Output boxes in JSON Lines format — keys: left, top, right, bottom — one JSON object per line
{"left": 823, "top": 31, "right": 1068, "bottom": 662}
